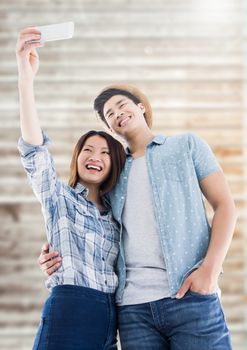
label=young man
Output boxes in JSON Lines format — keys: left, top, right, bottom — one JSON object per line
{"left": 40, "top": 84, "right": 236, "bottom": 349}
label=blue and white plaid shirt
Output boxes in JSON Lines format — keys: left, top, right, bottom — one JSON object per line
{"left": 18, "top": 132, "right": 120, "bottom": 293}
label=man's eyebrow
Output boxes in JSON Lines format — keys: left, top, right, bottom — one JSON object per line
{"left": 105, "top": 99, "right": 126, "bottom": 117}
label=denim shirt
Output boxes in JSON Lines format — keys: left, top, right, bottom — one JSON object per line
{"left": 109, "top": 133, "right": 222, "bottom": 302}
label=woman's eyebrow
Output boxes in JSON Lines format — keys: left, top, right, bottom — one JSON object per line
{"left": 84, "top": 145, "right": 109, "bottom": 151}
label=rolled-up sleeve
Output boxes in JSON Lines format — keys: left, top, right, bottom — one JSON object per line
{"left": 17, "top": 131, "right": 60, "bottom": 226}
{"left": 187, "top": 133, "right": 222, "bottom": 181}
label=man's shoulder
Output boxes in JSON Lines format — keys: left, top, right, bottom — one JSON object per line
{"left": 160, "top": 132, "right": 206, "bottom": 149}
{"left": 156, "top": 132, "right": 192, "bottom": 151}
{"left": 165, "top": 132, "right": 197, "bottom": 142}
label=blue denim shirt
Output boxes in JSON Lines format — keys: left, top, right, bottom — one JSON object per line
{"left": 109, "top": 133, "right": 222, "bottom": 302}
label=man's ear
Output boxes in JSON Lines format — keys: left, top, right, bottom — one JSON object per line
{"left": 108, "top": 127, "right": 115, "bottom": 134}
{"left": 104, "top": 118, "right": 113, "bottom": 132}
{"left": 102, "top": 122, "right": 112, "bottom": 133}
{"left": 102, "top": 121, "right": 115, "bottom": 135}
{"left": 138, "top": 103, "right": 146, "bottom": 114}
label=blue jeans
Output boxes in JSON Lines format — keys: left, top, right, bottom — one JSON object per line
{"left": 118, "top": 291, "right": 232, "bottom": 350}
{"left": 33, "top": 285, "right": 117, "bottom": 350}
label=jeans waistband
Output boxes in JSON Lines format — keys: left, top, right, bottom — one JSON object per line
{"left": 51, "top": 284, "right": 115, "bottom": 304}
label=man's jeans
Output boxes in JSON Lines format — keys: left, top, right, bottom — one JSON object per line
{"left": 117, "top": 291, "right": 232, "bottom": 350}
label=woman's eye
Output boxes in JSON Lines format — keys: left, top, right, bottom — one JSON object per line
{"left": 108, "top": 113, "right": 114, "bottom": 118}
{"left": 83, "top": 148, "right": 91, "bottom": 152}
{"left": 120, "top": 103, "right": 125, "bottom": 108}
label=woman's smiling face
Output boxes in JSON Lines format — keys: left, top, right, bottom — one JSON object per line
{"left": 77, "top": 135, "right": 111, "bottom": 188}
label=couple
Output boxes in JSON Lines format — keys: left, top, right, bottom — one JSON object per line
{"left": 16, "top": 27, "right": 236, "bottom": 350}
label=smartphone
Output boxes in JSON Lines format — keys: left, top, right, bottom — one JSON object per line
{"left": 37, "top": 22, "right": 74, "bottom": 42}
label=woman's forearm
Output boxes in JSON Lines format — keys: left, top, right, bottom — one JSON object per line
{"left": 16, "top": 28, "right": 44, "bottom": 145}
{"left": 18, "top": 80, "right": 43, "bottom": 145}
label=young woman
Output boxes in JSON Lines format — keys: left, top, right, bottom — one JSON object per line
{"left": 16, "top": 27, "right": 126, "bottom": 350}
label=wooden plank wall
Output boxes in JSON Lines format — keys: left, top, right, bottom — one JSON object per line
{"left": 0, "top": 0, "right": 246, "bottom": 349}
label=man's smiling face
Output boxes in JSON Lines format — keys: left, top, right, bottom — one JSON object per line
{"left": 103, "top": 95, "right": 146, "bottom": 137}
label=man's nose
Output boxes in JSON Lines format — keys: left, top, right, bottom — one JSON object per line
{"left": 116, "top": 111, "right": 125, "bottom": 118}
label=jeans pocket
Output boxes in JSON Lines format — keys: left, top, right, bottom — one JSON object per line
{"left": 188, "top": 290, "right": 217, "bottom": 298}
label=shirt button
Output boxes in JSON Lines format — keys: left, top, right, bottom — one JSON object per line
{"left": 105, "top": 280, "right": 107, "bottom": 285}
{"left": 102, "top": 257, "right": 105, "bottom": 261}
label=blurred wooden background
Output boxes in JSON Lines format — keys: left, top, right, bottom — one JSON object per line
{"left": 0, "top": 0, "right": 246, "bottom": 349}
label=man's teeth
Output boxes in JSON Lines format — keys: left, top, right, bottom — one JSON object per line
{"left": 119, "top": 117, "right": 130, "bottom": 127}
{"left": 86, "top": 165, "right": 102, "bottom": 171}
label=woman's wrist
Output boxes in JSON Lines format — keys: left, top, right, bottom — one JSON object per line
{"left": 18, "top": 76, "right": 34, "bottom": 88}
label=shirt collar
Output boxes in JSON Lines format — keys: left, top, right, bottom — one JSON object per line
{"left": 74, "top": 182, "right": 111, "bottom": 210}
{"left": 101, "top": 193, "right": 111, "bottom": 209}
{"left": 74, "top": 182, "right": 88, "bottom": 195}
{"left": 125, "top": 134, "right": 167, "bottom": 155}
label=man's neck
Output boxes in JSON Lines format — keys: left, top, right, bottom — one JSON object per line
{"left": 125, "top": 127, "right": 155, "bottom": 158}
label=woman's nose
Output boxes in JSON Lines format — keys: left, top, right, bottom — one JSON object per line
{"left": 88, "top": 155, "right": 101, "bottom": 162}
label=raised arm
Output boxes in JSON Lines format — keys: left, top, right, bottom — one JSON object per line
{"left": 16, "top": 27, "right": 44, "bottom": 145}
{"left": 16, "top": 28, "right": 60, "bottom": 235}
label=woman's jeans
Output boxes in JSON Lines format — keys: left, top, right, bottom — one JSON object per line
{"left": 118, "top": 291, "right": 232, "bottom": 350}
{"left": 33, "top": 285, "right": 117, "bottom": 350}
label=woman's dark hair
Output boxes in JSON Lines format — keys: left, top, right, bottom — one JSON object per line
{"left": 68, "top": 130, "right": 126, "bottom": 195}
{"left": 94, "top": 88, "right": 141, "bottom": 128}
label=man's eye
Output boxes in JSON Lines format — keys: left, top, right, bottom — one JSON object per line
{"left": 120, "top": 103, "right": 125, "bottom": 108}
{"left": 108, "top": 113, "right": 114, "bottom": 118}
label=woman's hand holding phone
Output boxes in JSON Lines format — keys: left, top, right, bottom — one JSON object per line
{"left": 16, "top": 27, "right": 44, "bottom": 83}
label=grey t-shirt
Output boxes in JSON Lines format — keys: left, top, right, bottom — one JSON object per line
{"left": 119, "top": 156, "right": 170, "bottom": 306}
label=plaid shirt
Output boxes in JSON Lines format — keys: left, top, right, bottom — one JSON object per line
{"left": 18, "top": 132, "right": 120, "bottom": 293}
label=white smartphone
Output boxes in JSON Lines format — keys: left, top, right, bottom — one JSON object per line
{"left": 37, "top": 22, "right": 74, "bottom": 42}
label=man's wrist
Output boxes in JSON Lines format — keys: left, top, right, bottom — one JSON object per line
{"left": 201, "top": 260, "right": 222, "bottom": 277}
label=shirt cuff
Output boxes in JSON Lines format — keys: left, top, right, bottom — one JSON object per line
{"left": 17, "top": 131, "right": 51, "bottom": 156}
